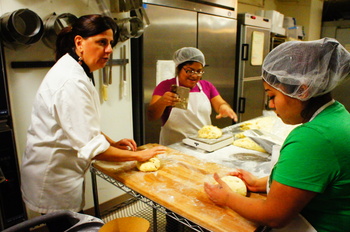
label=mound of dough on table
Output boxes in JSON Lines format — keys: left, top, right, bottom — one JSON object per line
{"left": 137, "top": 157, "right": 161, "bottom": 172}
{"left": 233, "top": 137, "right": 267, "bottom": 153}
{"left": 198, "top": 125, "right": 222, "bottom": 139}
{"left": 232, "top": 117, "right": 273, "bottom": 153}
{"left": 239, "top": 116, "right": 275, "bottom": 131}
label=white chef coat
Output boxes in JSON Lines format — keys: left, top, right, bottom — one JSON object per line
{"left": 21, "top": 54, "right": 110, "bottom": 213}
{"left": 159, "top": 79, "right": 212, "bottom": 145}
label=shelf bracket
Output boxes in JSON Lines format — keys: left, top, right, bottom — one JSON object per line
{"left": 11, "top": 59, "right": 129, "bottom": 69}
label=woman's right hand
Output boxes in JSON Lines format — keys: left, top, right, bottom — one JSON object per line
{"left": 147, "top": 92, "right": 179, "bottom": 121}
{"left": 136, "top": 146, "right": 167, "bottom": 162}
{"left": 228, "top": 169, "right": 267, "bottom": 193}
{"left": 160, "top": 91, "right": 180, "bottom": 107}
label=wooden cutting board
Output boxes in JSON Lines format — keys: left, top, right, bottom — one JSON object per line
{"left": 93, "top": 144, "right": 266, "bottom": 232}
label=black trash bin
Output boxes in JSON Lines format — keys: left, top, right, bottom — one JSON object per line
{"left": 2, "top": 210, "right": 104, "bottom": 232}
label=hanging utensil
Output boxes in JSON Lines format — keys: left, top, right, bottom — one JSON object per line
{"left": 95, "top": 0, "right": 113, "bottom": 17}
{"left": 110, "top": 0, "right": 142, "bottom": 12}
{"left": 122, "top": 45, "right": 127, "bottom": 97}
{"left": 102, "top": 64, "right": 109, "bottom": 101}
{"left": 95, "top": 0, "right": 114, "bottom": 101}
{"left": 120, "top": 45, "right": 127, "bottom": 98}
{"left": 0, "top": 8, "right": 44, "bottom": 50}
{"left": 42, "top": 12, "right": 77, "bottom": 50}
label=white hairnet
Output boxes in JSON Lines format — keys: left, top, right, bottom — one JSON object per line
{"left": 262, "top": 37, "right": 350, "bottom": 101}
{"left": 173, "top": 47, "right": 206, "bottom": 67}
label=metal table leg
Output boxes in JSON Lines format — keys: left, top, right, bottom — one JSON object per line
{"left": 91, "top": 169, "right": 101, "bottom": 218}
{"left": 152, "top": 208, "right": 157, "bottom": 232}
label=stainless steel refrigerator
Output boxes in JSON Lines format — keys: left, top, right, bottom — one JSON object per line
{"left": 321, "top": 20, "right": 350, "bottom": 111}
{"left": 132, "top": 0, "right": 238, "bottom": 144}
{"left": 234, "top": 13, "right": 271, "bottom": 122}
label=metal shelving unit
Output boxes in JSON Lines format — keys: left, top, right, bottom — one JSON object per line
{"left": 90, "top": 166, "right": 209, "bottom": 232}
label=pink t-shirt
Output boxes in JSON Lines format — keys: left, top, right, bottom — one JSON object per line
{"left": 152, "top": 77, "right": 220, "bottom": 125}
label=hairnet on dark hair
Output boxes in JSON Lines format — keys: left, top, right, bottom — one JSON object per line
{"left": 173, "top": 47, "right": 206, "bottom": 67}
{"left": 262, "top": 37, "right": 350, "bottom": 100}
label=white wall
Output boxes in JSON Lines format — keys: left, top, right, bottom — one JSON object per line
{"left": 238, "top": 0, "right": 324, "bottom": 40}
{"left": 277, "top": 0, "right": 323, "bottom": 40}
{"left": 0, "top": 0, "right": 133, "bottom": 217}
{"left": 238, "top": 0, "right": 277, "bottom": 14}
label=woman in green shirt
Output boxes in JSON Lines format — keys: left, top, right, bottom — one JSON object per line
{"left": 204, "top": 38, "right": 350, "bottom": 231}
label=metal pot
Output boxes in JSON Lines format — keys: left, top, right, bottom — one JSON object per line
{"left": 42, "top": 12, "right": 77, "bottom": 49}
{"left": 0, "top": 8, "right": 44, "bottom": 50}
{"left": 117, "top": 16, "right": 144, "bottom": 42}
{"left": 110, "top": 0, "right": 143, "bottom": 12}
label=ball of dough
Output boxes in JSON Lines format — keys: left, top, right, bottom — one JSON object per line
{"left": 137, "top": 158, "right": 161, "bottom": 172}
{"left": 198, "top": 125, "right": 222, "bottom": 139}
{"left": 221, "top": 176, "right": 247, "bottom": 196}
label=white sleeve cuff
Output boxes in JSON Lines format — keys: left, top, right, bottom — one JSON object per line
{"left": 78, "top": 133, "right": 110, "bottom": 160}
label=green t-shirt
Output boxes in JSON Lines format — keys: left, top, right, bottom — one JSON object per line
{"left": 270, "top": 101, "right": 350, "bottom": 232}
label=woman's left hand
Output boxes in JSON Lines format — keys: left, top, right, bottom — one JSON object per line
{"left": 204, "top": 173, "right": 231, "bottom": 207}
{"left": 113, "top": 138, "right": 137, "bottom": 151}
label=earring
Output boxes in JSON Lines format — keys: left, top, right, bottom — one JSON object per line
{"left": 78, "top": 56, "right": 83, "bottom": 65}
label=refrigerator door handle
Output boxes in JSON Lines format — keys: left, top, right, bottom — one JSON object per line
{"left": 239, "top": 97, "right": 246, "bottom": 113}
{"left": 241, "top": 44, "right": 249, "bottom": 61}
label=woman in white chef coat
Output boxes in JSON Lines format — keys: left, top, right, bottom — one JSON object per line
{"left": 204, "top": 38, "right": 350, "bottom": 232}
{"left": 147, "top": 47, "right": 238, "bottom": 146}
{"left": 21, "top": 14, "right": 166, "bottom": 215}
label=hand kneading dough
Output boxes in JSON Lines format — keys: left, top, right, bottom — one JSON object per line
{"left": 221, "top": 176, "right": 247, "bottom": 196}
{"left": 137, "top": 158, "right": 161, "bottom": 172}
{"left": 198, "top": 125, "right": 222, "bottom": 139}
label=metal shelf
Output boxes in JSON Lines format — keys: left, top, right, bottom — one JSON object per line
{"left": 90, "top": 166, "right": 209, "bottom": 232}
{"left": 11, "top": 59, "right": 129, "bottom": 69}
